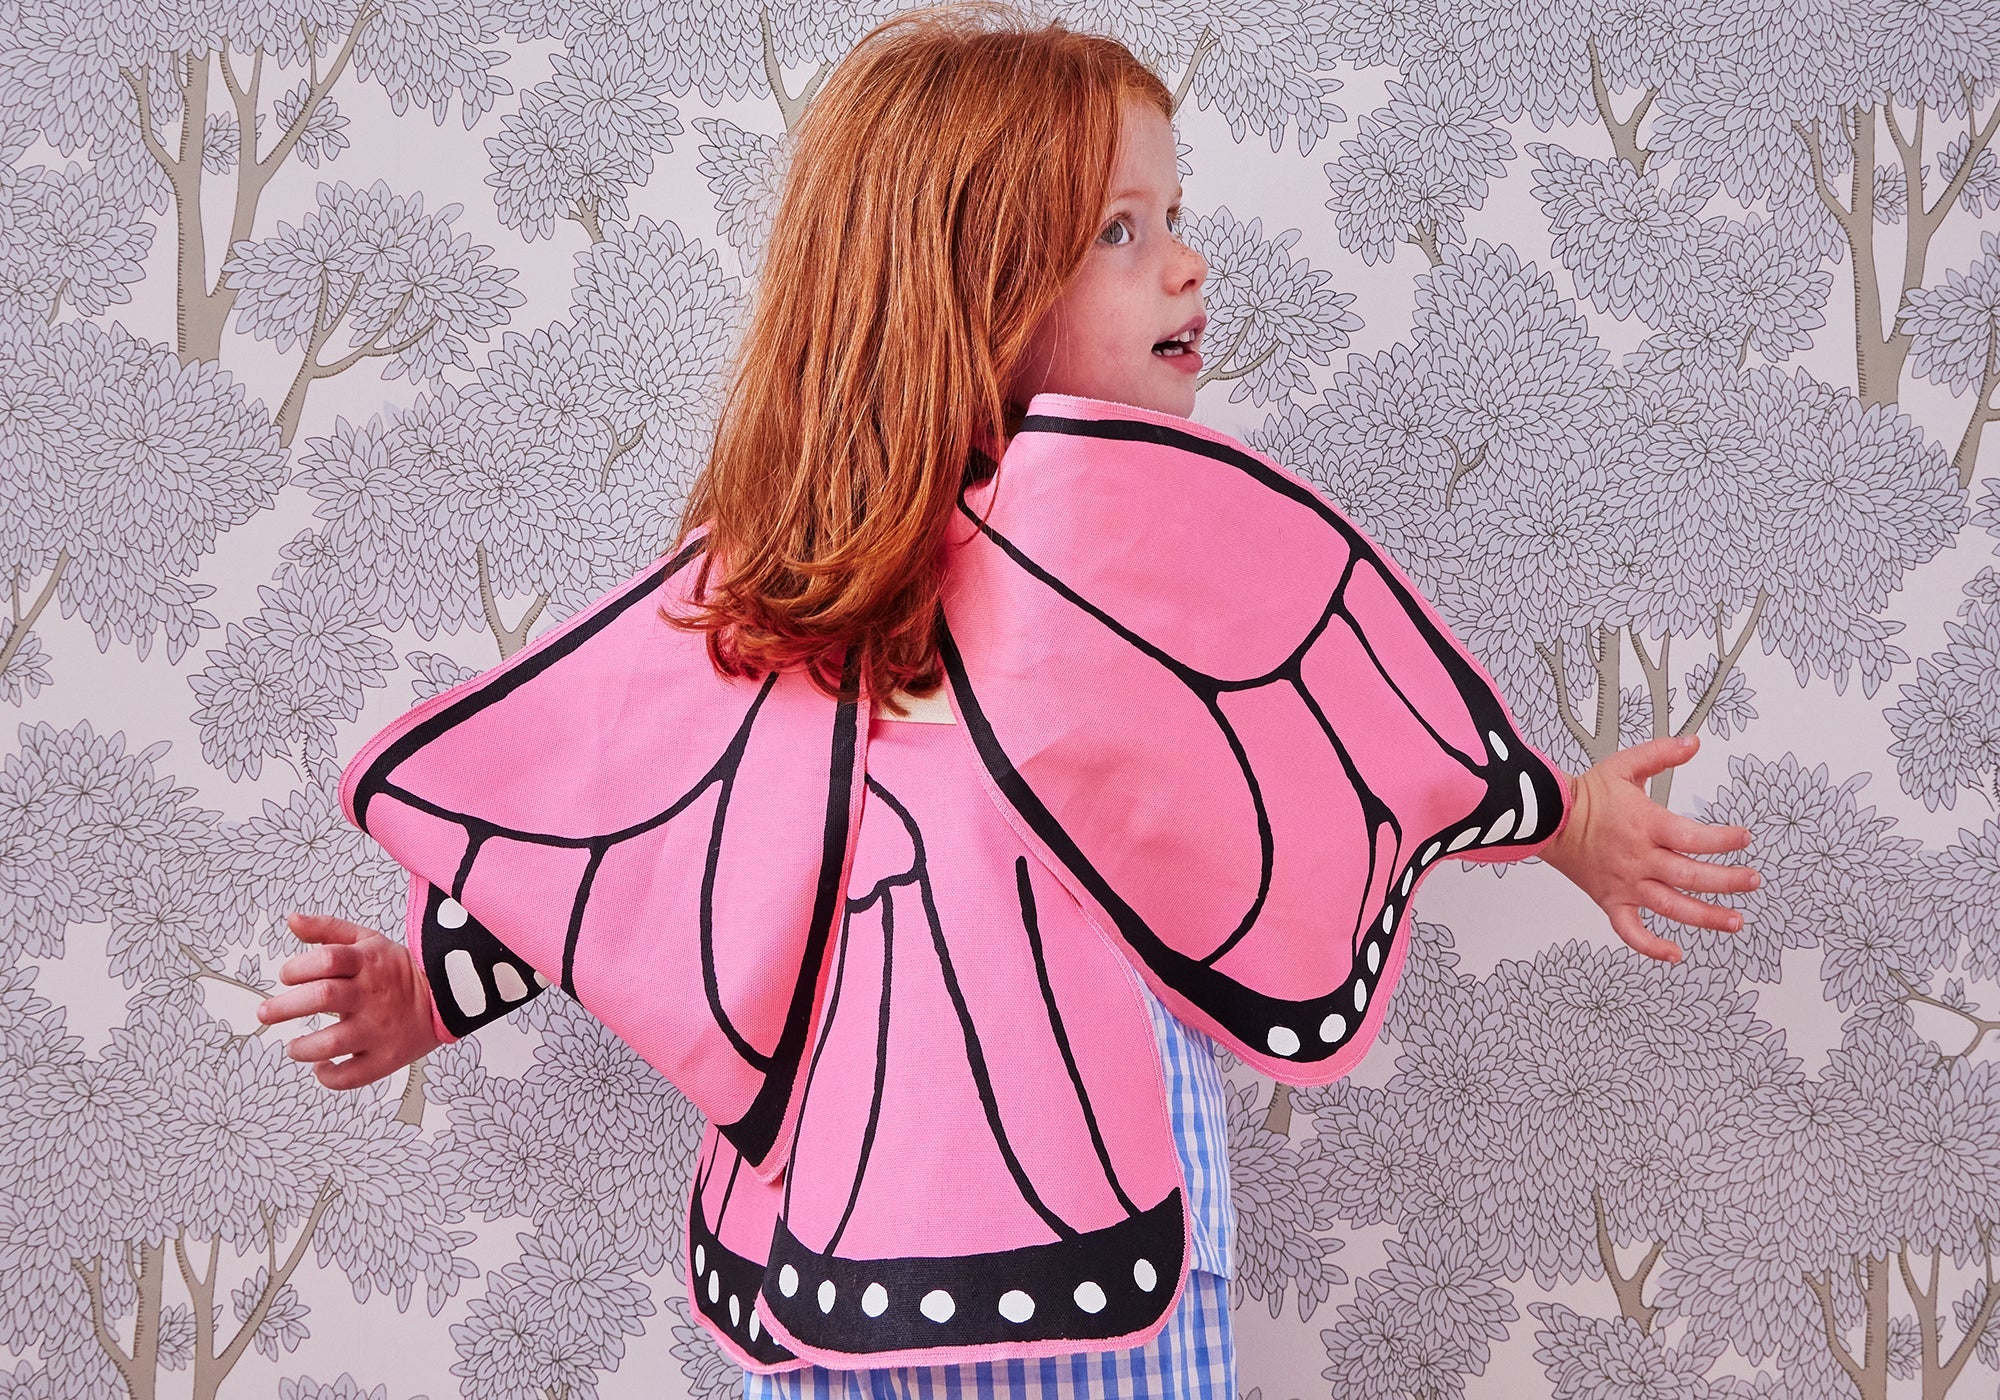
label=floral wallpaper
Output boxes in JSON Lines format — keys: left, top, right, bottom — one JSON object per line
{"left": 5, "top": 0, "right": 2000, "bottom": 1397}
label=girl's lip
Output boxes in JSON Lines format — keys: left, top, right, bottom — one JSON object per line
{"left": 1158, "top": 347, "right": 1202, "bottom": 375}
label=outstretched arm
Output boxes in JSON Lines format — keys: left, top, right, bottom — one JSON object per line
{"left": 1539, "top": 734, "right": 1761, "bottom": 964}
{"left": 256, "top": 912, "right": 443, "bottom": 1089}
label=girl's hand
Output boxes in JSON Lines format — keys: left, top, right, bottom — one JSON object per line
{"left": 1538, "top": 734, "right": 1760, "bottom": 964}
{"left": 256, "top": 912, "right": 443, "bottom": 1089}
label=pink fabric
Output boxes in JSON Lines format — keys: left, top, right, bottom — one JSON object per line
{"left": 755, "top": 717, "right": 1188, "bottom": 1369}
{"left": 782, "top": 720, "right": 1180, "bottom": 1260}
{"left": 341, "top": 541, "right": 866, "bottom": 1177}
{"left": 936, "top": 394, "right": 1572, "bottom": 1085}
{"left": 690, "top": 1126, "right": 797, "bottom": 1370}
{"left": 338, "top": 392, "right": 1572, "bottom": 1373}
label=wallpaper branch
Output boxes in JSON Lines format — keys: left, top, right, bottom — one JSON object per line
{"left": 6, "top": 0, "right": 2000, "bottom": 1397}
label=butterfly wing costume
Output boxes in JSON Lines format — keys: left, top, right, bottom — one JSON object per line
{"left": 338, "top": 393, "right": 1573, "bottom": 1373}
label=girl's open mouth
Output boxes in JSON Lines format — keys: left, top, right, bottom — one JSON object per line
{"left": 1152, "top": 315, "right": 1206, "bottom": 371}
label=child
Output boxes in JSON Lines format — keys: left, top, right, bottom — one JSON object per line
{"left": 259, "top": 7, "right": 1760, "bottom": 1397}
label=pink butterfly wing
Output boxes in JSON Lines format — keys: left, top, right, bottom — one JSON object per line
{"left": 402, "top": 871, "right": 550, "bottom": 1043}
{"left": 400, "top": 865, "right": 806, "bottom": 1376}
{"left": 688, "top": 1124, "right": 805, "bottom": 1370}
{"left": 939, "top": 394, "right": 1573, "bottom": 1084}
{"left": 757, "top": 718, "right": 1188, "bottom": 1368}
{"left": 341, "top": 542, "right": 867, "bottom": 1174}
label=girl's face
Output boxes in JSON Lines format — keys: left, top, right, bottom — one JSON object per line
{"left": 1008, "top": 99, "right": 1208, "bottom": 420}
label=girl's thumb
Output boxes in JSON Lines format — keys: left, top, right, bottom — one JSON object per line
{"left": 1620, "top": 733, "right": 1697, "bottom": 777}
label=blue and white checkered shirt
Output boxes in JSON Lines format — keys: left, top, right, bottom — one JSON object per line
{"left": 1136, "top": 980, "right": 1233, "bottom": 1279}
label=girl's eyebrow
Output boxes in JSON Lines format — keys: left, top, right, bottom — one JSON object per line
{"left": 1107, "top": 184, "right": 1185, "bottom": 203}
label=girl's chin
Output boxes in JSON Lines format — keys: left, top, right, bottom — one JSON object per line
{"left": 1104, "top": 366, "right": 1201, "bottom": 417}
{"left": 1138, "top": 380, "right": 1199, "bottom": 419}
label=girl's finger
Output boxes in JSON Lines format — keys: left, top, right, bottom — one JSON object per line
{"left": 1638, "top": 879, "right": 1744, "bottom": 933}
{"left": 1610, "top": 904, "right": 1683, "bottom": 963}
{"left": 315, "top": 1052, "right": 395, "bottom": 1091}
{"left": 256, "top": 990, "right": 310, "bottom": 1027}
{"left": 1664, "top": 813, "right": 1754, "bottom": 854}
{"left": 1654, "top": 850, "right": 1760, "bottom": 896}
{"left": 286, "top": 1020, "right": 368, "bottom": 1065}
{"left": 276, "top": 944, "right": 359, "bottom": 987}
{"left": 283, "top": 912, "right": 367, "bottom": 945}
{"left": 259, "top": 977, "right": 351, "bottom": 1025}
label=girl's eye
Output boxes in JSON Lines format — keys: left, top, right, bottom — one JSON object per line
{"left": 1098, "top": 210, "right": 1184, "bottom": 245}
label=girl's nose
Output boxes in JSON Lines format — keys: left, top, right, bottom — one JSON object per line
{"left": 1172, "top": 242, "right": 1206, "bottom": 292}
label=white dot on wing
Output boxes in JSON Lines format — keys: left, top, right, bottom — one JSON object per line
{"left": 1516, "top": 770, "right": 1540, "bottom": 840}
{"left": 493, "top": 961, "right": 532, "bottom": 1002}
{"left": 443, "top": 948, "right": 486, "bottom": 1018}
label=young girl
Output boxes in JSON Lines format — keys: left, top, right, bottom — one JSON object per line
{"left": 259, "top": 7, "right": 1760, "bottom": 1397}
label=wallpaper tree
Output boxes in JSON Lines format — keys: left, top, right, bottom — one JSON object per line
{"left": 223, "top": 179, "right": 524, "bottom": 446}
{"left": 186, "top": 216, "right": 738, "bottom": 789}
{"left": 1287, "top": 754, "right": 1999, "bottom": 1400}
{"left": 0, "top": 0, "right": 511, "bottom": 364}
{"left": 1253, "top": 242, "right": 1964, "bottom": 814}
{"left": 426, "top": 988, "right": 702, "bottom": 1397}
{"left": 0, "top": 321, "right": 288, "bottom": 697}
{"left": 6, "top": 0, "right": 2000, "bottom": 1394}
{"left": 1316, "top": 0, "right": 2000, "bottom": 482}
{"left": 0, "top": 721, "right": 473, "bottom": 1400}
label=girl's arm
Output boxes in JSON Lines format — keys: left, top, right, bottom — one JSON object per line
{"left": 1537, "top": 733, "right": 1760, "bottom": 964}
{"left": 256, "top": 912, "right": 445, "bottom": 1090}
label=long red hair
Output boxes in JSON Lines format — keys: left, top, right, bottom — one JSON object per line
{"left": 667, "top": 3, "right": 1172, "bottom": 701}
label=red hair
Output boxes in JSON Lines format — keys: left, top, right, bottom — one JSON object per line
{"left": 667, "top": 3, "right": 1172, "bottom": 701}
